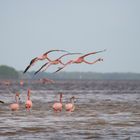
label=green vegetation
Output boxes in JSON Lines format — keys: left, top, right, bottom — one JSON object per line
{"left": 0, "top": 65, "right": 19, "bottom": 79}
{"left": 0, "top": 65, "right": 140, "bottom": 80}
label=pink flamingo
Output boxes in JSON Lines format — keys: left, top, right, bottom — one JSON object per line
{"left": 34, "top": 53, "right": 81, "bottom": 75}
{"left": 23, "top": 49, "right": 68, "bottom": 73}
{"left": 65, "top": 96, "right": 76, "bottom": 112}
{"left": 20, "top": 80, "right": 24, "bottom": 86}
{"left": 3, "top": 80, "right": 11, "bottom": 86}
{"left": 54, "top": 49, "right": 105, "bottom": 73}
{"left": 40, "top": 78, "right": 55, "bottom": 84}
{"left": 53, "top": 93, "right": 63, "bottom": 112}
{"left": 25, "top": 89, "right": 32, "bottom": 111}
{"left": 10, "top": 92, "right": 20, "bottom": 111}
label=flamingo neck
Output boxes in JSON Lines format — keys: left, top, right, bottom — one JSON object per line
{"left": 70, "top": 98, "right": 74, "bottom": 104}
{"left": 15, "top": 95, "right": 18, "bottom": 103}
{"left": 45, "top": 55, "right": 51, "bottom": 62}
{"left": 28, "top": 95, "right": 30, "bottom": 100}
{"left": 27, "top": 89, "right": 30, "bottom": 100}
{"left": 60, "top": 97, "right": 62, "bottom": 103}
{"left": 60, "top": 94, "right": 62, "bottom": 103}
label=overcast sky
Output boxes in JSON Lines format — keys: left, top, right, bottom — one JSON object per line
{"left": 0, "top": 0, "right": 140, "bottom": 73}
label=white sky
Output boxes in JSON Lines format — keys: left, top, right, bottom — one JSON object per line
{"left": 0, "top": 0, "right": 140, "bottom": 73}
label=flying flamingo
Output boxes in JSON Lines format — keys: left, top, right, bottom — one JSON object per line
{"left": 53, "top": 93, "right": 63, "bottom": 112}
{"left": 25, "top": 89, "right": 32, "bottom": 111}
{"left": 54, "top": 49, "right": 106, "bottom": 73}
{"left": 65, "top": 96, "right": 76, "bottom": 112}
{"left": 34, "top": 53, "right": 81, "bottom": 75}
{"left": 10, "top": 92, "right": 20, "bottom": 111}
{"left": 23, "top": 49, "right": 68, "bottom": 73}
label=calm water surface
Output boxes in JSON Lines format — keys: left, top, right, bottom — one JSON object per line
{"left": 0, "top": 80, "right": 140, "bottom": 140}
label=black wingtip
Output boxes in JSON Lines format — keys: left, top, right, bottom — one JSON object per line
{"left": 0, "top": 100, "right": 4, "bottom": 104}
{"left": 34, "top": 70, "right": 39, "bottom": 75}
{"left": 23, "top": 65, "right": 30, "bottom": 74}
{"left": 53, "top": 67, "right": 64, "bottom": 73}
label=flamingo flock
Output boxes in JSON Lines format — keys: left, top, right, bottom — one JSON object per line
{"left": 9, "top": 89, "right": 32, "bottom": 112}
{"left": 23, "top": 49, "right": 106, "bottom": 74}
{"left": 7, "top": 90, "right": 76, "bottom": 112}
{"left": 1, "top": 49, "right": 105, "bottom": 113}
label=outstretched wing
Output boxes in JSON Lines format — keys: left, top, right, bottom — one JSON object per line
{"left": 43, "top": 49, "right": 69, "bottom": 56}
{"left": 23, "top": 57, "right": 37, "bottom": 73}
{"left": 53, "top": 60, "right": 73, "bottom": 73}
{"left": 80, "top": 49, "right": 106, "bottom": 58}
{"left": 34, "top": 62, "right": 49, "bottom": 75}
{"left": 54, "top": 66, "right": 65, "bottom": 73}
{"left": 57, "top": 53, "right": 82, "bottom": 60}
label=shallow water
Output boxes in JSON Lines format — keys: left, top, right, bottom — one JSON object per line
{"left": 0, "top": 80, "right": 140, "bottom": 140}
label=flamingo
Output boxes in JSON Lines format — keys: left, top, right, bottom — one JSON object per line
{"left": 65, "top": 96, "right": 76, "bottom": 112}
{"left": 10, "top": 92, "right": 20, "bottom": 111}
{"left": 23, "top": 49, "right": 68, "bottom": 73}
{"left": 34, "top": 53, "right": 81, "bottom": 75}
{"left": 53, "top": 93, "right": 63, "bottom": 112}
{"left": 3, "top": 80, "right": 11, "bottom": 86}
{"left": 20, "top": 80, "right": 24, "bottom": 86}
{"left": 54, "top": 49, "right": 106, "bottom": 73}
{"left": 25, "top": 89, "right": 32, "bottom": 111}
{"left": 40, "top": 78, "right": 55, "bottom": 84}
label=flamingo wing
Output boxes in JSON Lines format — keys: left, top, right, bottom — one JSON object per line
{"left": 23, "top": 57, "right": 38, "bottom": 73}
{"left": 80, "top": 49, "right": 106, "bottom": 58}
{"left": 34, "top": 62, "right": 49, "bottom": 75}
{"left": 54, "top": 66, "right": 65, "bottom": 73}
{"left": 57, "top": 53, "right": 82, "bottom": 60}
{"left": 54, "top": 60, "right": 73, "bottom": 73}
{"left": 43, "top": 49, "right": 69, "bottom": 56}
{"left": 55, "top": 53, "right": 82, "bottom": 65}
{"left": 42, "top": 63, "right": 53, "bottom": 72}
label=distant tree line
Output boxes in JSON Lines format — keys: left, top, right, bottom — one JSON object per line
{"left": 0, "top": 65, "right": 140, "bottom": 80}
{"left": 26, "top": 71, "right": 140, "bottom": 80}
{"left": 0, "top": 65, "right": 19, "bottom": 79}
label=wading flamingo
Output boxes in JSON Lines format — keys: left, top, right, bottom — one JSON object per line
{"left": 40, "top": 78, "right": 55, "bottom": 84}
{"left": 54, "top": 49, "right": 106, "bottom": 73}
{"left": 3, "top": 80, "right": 11, "bottom": 86}
{"left": 10, "top": 92, "right": 20, "bottom": 111}
{"left": 20, "top": 80, "right": 24, "bottom": 86}
{"left": 25, "top": 89, "right": 32, "bottom": 111}
{"left": 53, "top": 93, "right": 63, "bottom": 112}
{"left": 65, "top": 96, "right": 76, "bottom": 112}
{"left": 34, "top": 53, "right": 81, "bottom": 75}
{"left": 23, "top": 49, "right": 68, "bottom": 73}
